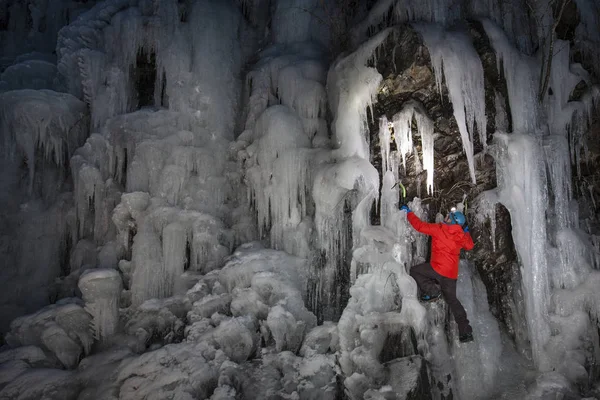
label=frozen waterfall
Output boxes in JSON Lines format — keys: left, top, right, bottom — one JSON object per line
{"left": 1, "top": 0, "right": 600, "bottom": 399}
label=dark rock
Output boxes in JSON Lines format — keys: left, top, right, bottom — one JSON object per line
{"left": 470, "top": 203, "right": 521, "bottom": 338}
{"left": 379, "top": 326, "right": 418, "bottom": 363}
{"left": 574, "top": 117, "right": 600, "bottom": 236}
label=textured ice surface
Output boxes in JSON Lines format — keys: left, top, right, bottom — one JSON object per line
{"left": 2, "top": 1, "right": 600, "bottom": 399}
{"left": 414, "top": 23, "right": 486, "bottom": 183}
{"left": 5, "top": 302, "right": 93, "bottom": 369}
{"left": 79, "top": 269, "right": 123, "bottom": 340}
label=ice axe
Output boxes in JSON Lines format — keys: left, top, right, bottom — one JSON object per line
{"left": 391, "top": 180, "right": 407, "bottom": 206}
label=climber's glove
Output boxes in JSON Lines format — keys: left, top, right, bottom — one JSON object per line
{"left": 400, "top": 205, "right": 411, "bottom": 213}
{"left": 463, "top": 225, "right": 469, "bottom": 233}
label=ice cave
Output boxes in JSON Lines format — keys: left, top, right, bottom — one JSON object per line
{"left": 0, "top": 0, "right": 599, "bottom": 398}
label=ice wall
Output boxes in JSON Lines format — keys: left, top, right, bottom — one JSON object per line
{"left": 52, "top": 0, "right": 248, "bottom": 310}
{"left": 483, "top": 18, "right": 600, "bottom": 378}
{"left": 57, "top": 0, "right": 242, "bottom": 138}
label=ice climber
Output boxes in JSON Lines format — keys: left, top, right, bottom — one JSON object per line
{"left": 400, "top": 204, "right": 475, "bottom": 343}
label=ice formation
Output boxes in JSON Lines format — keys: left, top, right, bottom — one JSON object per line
{"left": 1, "top": 0, "right": 600, "bottom": 399}
{"left": 78, "top": 269, "right": 123, "bottom": 340}
{"left": 380, "top": 101, "right": 436, "bottom": 194}
{"left": 415, "top": 23, "right": 487, "bottom": 184}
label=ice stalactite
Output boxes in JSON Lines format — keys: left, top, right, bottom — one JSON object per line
{"left": 237, "top": 0, "right": 331, "bottom": 261}
{"left": 119, "top": 201, "right": 234, "bottom": 307}
{"left": 310, "top": 158, "right": 379, "bottom": 321}
{"left": 300, "top": 30, "right": 391, "bottom": 321}
{"left": 350, "top": 0, "right": 461, "bottom": 47}
{"left": 415, "top": 23, "right": 486, "bottom": 184}
{"left": 78, "top": 269, "right": 123, "bottom": 340}
{"left": 0, "top": 89, "right": 88, "bottom": 194}
{"left": 382, "top": 101, "right": 436, "bottom": 194}
{"left": 481, "top": 20, "right": 541, "bottom": 134}
{"left": 474, "top": 190, "right": 499, "bottom": 252}
{"left": 242, "top": 105, "right": 314, "bottom": 255}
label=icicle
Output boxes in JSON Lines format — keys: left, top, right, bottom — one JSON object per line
{"left": 312, "top": 158, "right": 380, "bottom": 320}
{"left": 414, "top": 24, "right": 486, "bottom": 184}
{"left": 391, "top": 107, "right": 414, "bottom": 170}
{"left": 277, "top": 65, "right": 327, "bottom": 119}
{"left": 387, "top": 101, "right": 435, "bottom": 194}
{"left": 0, "top": 90, "right": 88, "bottom": 193}
{"left": 481, "top": 20, "right": 540, "bottom": 134}
{"left": 378, "top": 116, "right": 392, "bottom": 172}
{"left": 351, "top": 0, "right": 462, "bottom": 46}
{"left": 242, "top": 105, "right": 315, "bottom": 254}
{"left": 414, "top": 108, "right": 435, "bottom": 195}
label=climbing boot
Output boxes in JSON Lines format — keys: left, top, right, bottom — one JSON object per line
{"left": 420, "top": 292, "right": 442, "bottom": 302}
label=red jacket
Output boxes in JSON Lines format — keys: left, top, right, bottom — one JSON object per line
{"left": 407, "top": 211, "right": 474, "bottom": 279}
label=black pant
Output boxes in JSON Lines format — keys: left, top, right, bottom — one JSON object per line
{"left": 410, "top": 262, "right": 472, "bottom": 335}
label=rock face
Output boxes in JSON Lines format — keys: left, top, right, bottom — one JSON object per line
{"left": 365, "top": 23, "right": 520, "bottom": 332}
{"left": 575, "top": 119, "right": 600, "bottom": 238}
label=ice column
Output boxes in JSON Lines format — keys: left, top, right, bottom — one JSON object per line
{"left": 388, "top": 101, "right": 435, "bottom": 194}
{"left": 495, "top": 133, "right": 551, "bottom": 370}
{"left": 328, "top": 29, "right": 390, "bottom": 159}
{"left": 78, "top": 269, "right": 123, "bottom": 340}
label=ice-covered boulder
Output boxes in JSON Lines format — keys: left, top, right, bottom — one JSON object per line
{"left": 0, "top": 369, "right": 80, "bottom": 400}
{"left": 232, "top": 351, "right": 338, "bottom": 399}
{"left": 188, "top": 293, "right": 232, "bottom": 322}
{"left": 123, "top": 297, "right": 189, "bottom": 349}
{"left": 203, "top": 317, "right": 259, "bottom": 363}
{"left": 5, "top": 302, "right": 93, "bottom": 369}
{"left": 299, "top": 321, "right": 339, "bottom": 357}
{"left": 230, "top": 287, "right": 269, "bottom": 320}
{"left": 0, "top": 345, "right": 56, "bottom": 390}
{"left": 115, "top": 342, "right": 226, "bottom": 400}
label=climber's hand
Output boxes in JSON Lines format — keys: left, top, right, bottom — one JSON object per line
{"left": 400, "top": 205, "right": 411, "bottom": 213}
